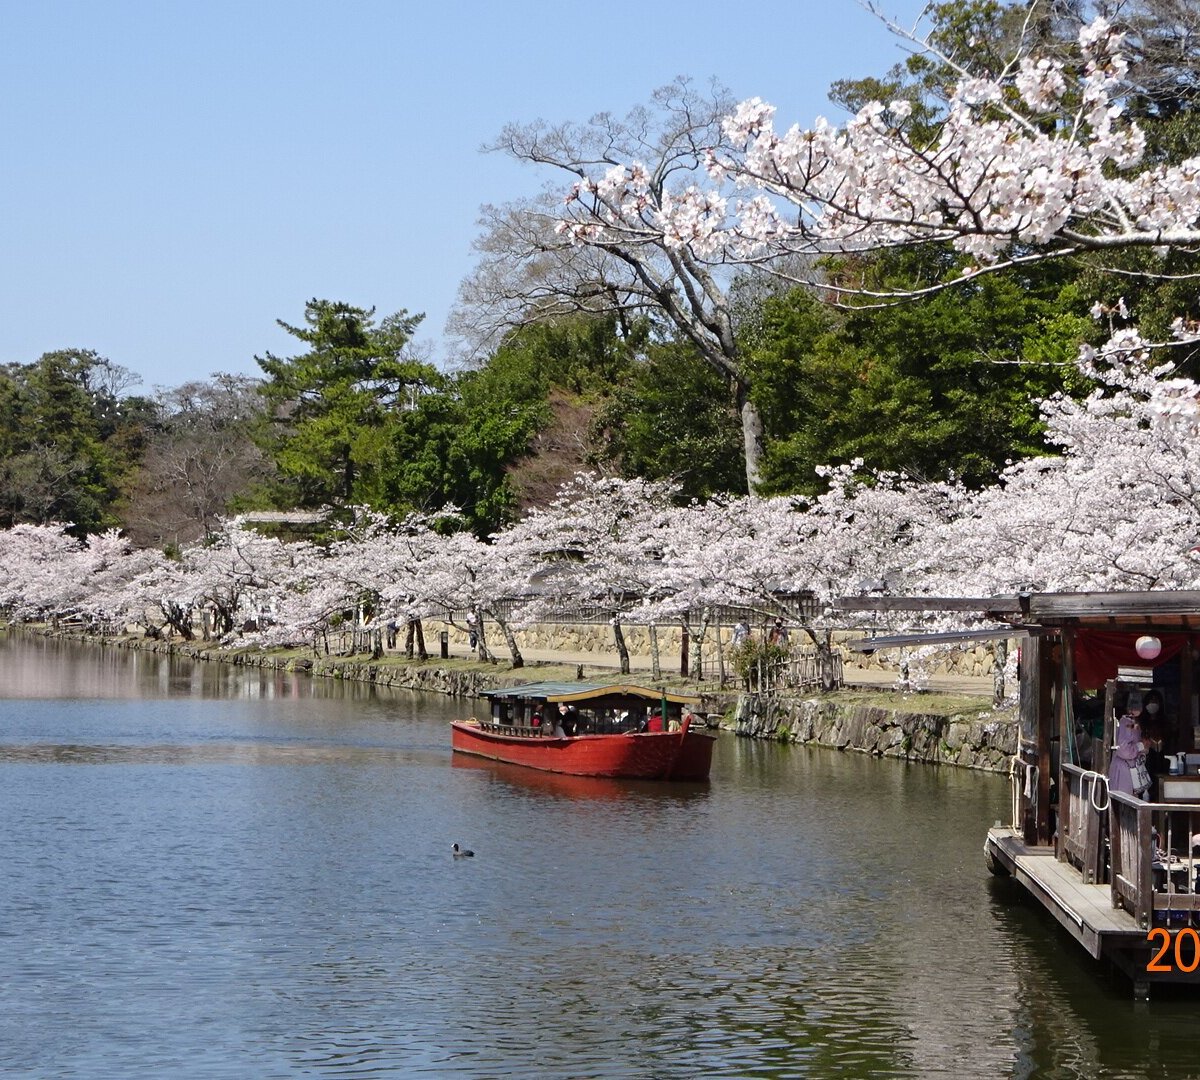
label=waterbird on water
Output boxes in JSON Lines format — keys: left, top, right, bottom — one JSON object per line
{"left": 452, "top": 843, "right": 474, "bottom": 857}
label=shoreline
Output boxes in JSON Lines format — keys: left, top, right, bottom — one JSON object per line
{"left": 7, "top": 623, "right": 1018, "bottom": 774}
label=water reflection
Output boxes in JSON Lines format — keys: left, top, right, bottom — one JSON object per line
{"left": 0, "top": 631, "right": 1196, "bottom": 1077}
{"left": 451, "top": 752, "right": 712, "bottom": 804}
{"left": 0, "top": 633, "right": 393, "bottom": 702}
{"left": 0, "top": 741, "right": 440, "bottom": 766}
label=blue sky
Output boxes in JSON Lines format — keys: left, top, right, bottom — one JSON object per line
{"left": 0, "top": 0, "right": 926, "bottom": 393}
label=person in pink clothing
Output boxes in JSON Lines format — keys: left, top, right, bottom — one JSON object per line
{"left": 1109, "top": 691, "right": 1151, "bottom": 797}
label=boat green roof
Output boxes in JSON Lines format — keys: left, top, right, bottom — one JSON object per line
{"left": 481, "top": 682, "right": 701, "bottom": 705}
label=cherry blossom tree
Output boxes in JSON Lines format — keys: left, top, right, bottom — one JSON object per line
{"left": 549, "top": 12, "right": 1200, "bottom": 422}
{"left": 234, "top": 545, "right": 333, "bottom": 652}
{"left": 0, "top": 524, "right": 85, "bottom": 620}
{"left": 399, "top": 525, "right": 543, "bottom": 667}
{"left": 454, "top": 80, "right": 772, "bottom": 492}
{"left": 502, "top": 474, "right": 679, "bottom": 674}
{"left": 248, "top": 510, "right": 423, "bottom": 656}
{"left": 0, "top": 524, "right": 163, "bottom": 631}
{"left": 914, "top": 329, "right": 1200, "bottom": 596}
{"left": 583, "top": 17, "right": 1185, "bottom": 287}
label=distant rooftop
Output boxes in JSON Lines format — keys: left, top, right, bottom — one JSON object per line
{"left": 240, "top": 511, "right": 327, "bottom": 525}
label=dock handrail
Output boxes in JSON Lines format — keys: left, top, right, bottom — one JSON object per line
{"left": 1008, "top": 755, "right": 1041, "bottom": 833}
{"left": 1061, "top": 763, "right": 1108, "bottom": 883}
{"left": 1109, "top": 790, "right": 1200, "bottom": 929}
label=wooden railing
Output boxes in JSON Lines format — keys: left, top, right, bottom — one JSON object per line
{"left": 1109, "top": 791, "right": 1155, "bottom": 928}
{"left": 1109, "top": 791, "right": 1200, "bottom": 930}
{"left": 1060, "top": 763, "right": 1108, "bottom": 884}
{"left": 714, "top": 650, "right": 845, "bottom": 692}
{"left": 1053, "top": 767, "right": 1200, "bottom": 930}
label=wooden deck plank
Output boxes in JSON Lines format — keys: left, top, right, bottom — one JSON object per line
{"left": 987, "top": 828, "right": 1144, "bottom": 957}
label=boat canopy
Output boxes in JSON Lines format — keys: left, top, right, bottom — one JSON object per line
{"left": 481, "top": 682, "right": 701, "bottom": 706}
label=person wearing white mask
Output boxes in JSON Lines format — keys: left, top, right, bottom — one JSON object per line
{"left": 1109, "top": 691, "right": 1152, "bottom": 798}
{"left": 1141, "top": 689, "right": 1171, "bottom": 798}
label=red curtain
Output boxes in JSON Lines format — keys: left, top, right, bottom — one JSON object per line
{"left": 1071, "top": 629, "right": 1193, "bottom": 689}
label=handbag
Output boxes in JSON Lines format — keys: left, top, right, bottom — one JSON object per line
{"left": 1130, "top": 753, "right": 1152, "bottom": 794}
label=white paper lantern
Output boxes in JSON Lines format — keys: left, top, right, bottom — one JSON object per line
{"left": 1135, "top": 635, "right": 1162, "bottom": 660}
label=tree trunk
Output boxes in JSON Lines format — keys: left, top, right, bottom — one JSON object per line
{"left": 817, "top": 629, "right": 836, "bottom": 691}
{"left": 649, "top": 624, "right": 661, "bottom": 680}
{"left": 160, "top": 600, "right": 195, "bottom": 641}
{"left": 802, "top": 626, "right": 838, "bottom": 691}
{"left": 736, "top": 381, "right": 765, "bottom": 494}
{"left": 680, "top": 619, "right": 689, "bottom": 677}
{"left": 473, "top": 608, "right": 495, "bottom": 663}
{"left": 715, "top": 619, "right": 726, "bottom": 688}
{"left": 493, "top": 613, "right": 524, "bottom": 669}
{"left": 993, "top": 639, "right": 1008, "bottom": 707}
{"left": 689, "top": 608, "right": 710, "bottom": 681}
{"left": 405, "top": 618, "right": 429, "bottom": 661}
{"left": 612, "top": 617, "right": 630, "bottom": 676}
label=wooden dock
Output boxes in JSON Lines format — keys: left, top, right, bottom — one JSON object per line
{"left": 985, "top": 827, "right": 1200, "bottom": 997}
{"left": 987, "top": 828, "right": 1139, "bottom": 953}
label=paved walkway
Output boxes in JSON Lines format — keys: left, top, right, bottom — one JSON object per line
{"left": 438, "top": 641, "right": 996, "bottom": 698}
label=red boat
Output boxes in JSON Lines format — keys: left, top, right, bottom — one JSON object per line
{"left": 450, "top": 682, "right": 716, "bottom": 781}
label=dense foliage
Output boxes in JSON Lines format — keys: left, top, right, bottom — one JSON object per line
{"left": 0, "top": 350, "right": 152, "bottom": 536}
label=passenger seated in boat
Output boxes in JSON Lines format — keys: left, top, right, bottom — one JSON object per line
{"left": 531, "top": 709, "right": 543, "bottom": 731}
{"left": 557, "top": 703, "right": 579, "bottom": 737}
{"left": 646, "top": 712, "right": 664, "bottom": 733}
{"left": 549, "top": 715, "right": 568, "bottom": 738}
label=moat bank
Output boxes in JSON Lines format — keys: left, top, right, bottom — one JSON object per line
{"left": 733, "top": 691, "right": 1017, "bottom": 773}
{"left": 11, "top": 625, "right": 1018, "bottom": 774}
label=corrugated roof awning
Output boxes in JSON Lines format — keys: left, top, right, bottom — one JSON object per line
{"left": 836, "top": 595, "right": 1025, "bottom": 614}
{"left": 846, "top": 627, "right": 1033, "bottom": 652}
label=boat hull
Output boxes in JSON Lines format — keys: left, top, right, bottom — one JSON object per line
{"left": 450, "top": 722, "right": 715, "bottom": 781}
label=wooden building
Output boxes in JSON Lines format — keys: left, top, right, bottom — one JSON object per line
{"left": 842, "top": 590, "right": 1200, "bottom": 998}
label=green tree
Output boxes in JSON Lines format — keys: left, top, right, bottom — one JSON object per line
{"left": 593, "top": 338, "right": 745, "bottom": 500}
{"left": 383, "top": 316, "right": 631, "bottom": 533}
{"left": 747, "top": 259, "right": 1094, "bottom": 493}
{"left": 256, "top": 300, "right": 433, "bottom": 508}
{"left": 0, "top": 349, "right": 149, "bottom": 534}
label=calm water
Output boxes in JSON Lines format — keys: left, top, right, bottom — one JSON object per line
{"left": 0, "top": 635, "right": 1197, "bottom": 1078}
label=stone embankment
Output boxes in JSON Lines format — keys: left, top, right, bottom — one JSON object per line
{"left": 734, "top": 692, "right": 1017, "bottom": 773}
{"left": 21, "top": 626, "right": 1018, "bottom": 773}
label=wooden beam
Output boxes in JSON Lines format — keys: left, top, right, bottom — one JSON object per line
{"left": 1038, "top": 642, "right": 1055, "bottom": 845}
{"left": 835, "top": 595, "right": 1024, "bottom": 614}
{"left": 1020, "top": 635, "right": 1043, "bottom": 844}
{"left": 1028, "top": 592, "right": 1200, "bottom": 619}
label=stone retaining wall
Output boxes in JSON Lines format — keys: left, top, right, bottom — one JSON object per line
{"left": 849, "top": 638, "right": 1018, "bottom": 681}
{"left": 733, "top": 692, "right": 1017, "bottom": 772}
